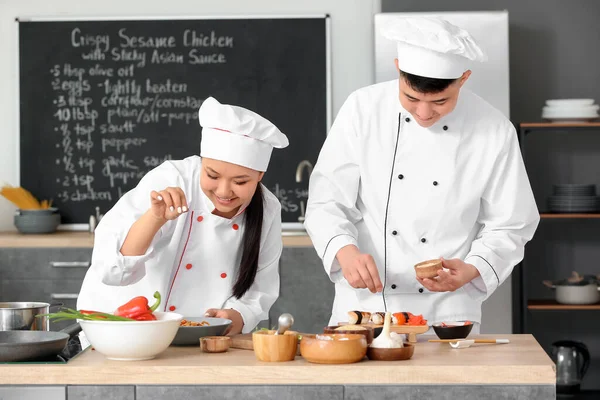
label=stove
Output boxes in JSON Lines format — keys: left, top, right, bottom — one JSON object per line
{"left": 0, "top": 334, "right": 91, "bottom": 364}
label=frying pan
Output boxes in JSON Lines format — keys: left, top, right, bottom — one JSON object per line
{"left": 0, "top": 323, "right": 81, "bottom": 362}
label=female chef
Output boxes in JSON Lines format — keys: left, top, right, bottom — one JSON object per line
{"left": 77, "top": 97, "right": 289, "bottom": 335}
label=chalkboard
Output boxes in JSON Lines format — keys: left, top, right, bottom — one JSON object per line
{"left": 18, "top": 16, "right": 330, "bottom": 227}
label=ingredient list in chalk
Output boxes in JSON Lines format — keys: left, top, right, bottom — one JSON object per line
{"left": 51, "top": 27, "right": 235, "bottom": 205}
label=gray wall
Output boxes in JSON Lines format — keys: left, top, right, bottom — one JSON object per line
{"left": 382, "top": 0, "right": 600, "bottom": 125}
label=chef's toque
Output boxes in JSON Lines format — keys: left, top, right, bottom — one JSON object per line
{"left": 199, "top": 97, "right": 289, "bottom": 172}
{"left": 381, "top": 16, "right": 487, "bottom": 79}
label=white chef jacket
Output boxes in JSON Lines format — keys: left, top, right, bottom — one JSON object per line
{"left": 77, "top": 156, "right": 282, "bottom": 333}
{"left": 304, "top": 80, "right": 540, "bottom": 326}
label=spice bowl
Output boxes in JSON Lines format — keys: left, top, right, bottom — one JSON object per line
{"left": 432, "top": 321, "right": 473, "bottom": 340}
{"left": 300, "top": 333, "right": 367, "bottom": 364}
{"left": 324, "top": 325, "right": 374, "bottom": 345}
{"left": 79, "top": 311, "right": 183, "bottom": 361}
{"left": 414, "top": 259, "right": 443, "bottom": 279}
{"left": 367, "top": 343, "right": 414, "bottom": 361}
{"left": 252, "top": 330, "right": 299, "bottom": 362}
{"left": 200, "top": 336, "right": 231, "bottom": 353}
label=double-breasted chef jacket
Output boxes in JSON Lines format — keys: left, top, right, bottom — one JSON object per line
{"left": 304, "top": 79, "right": 540, "bottom": 326}
{"left": 77, "top": 156, "right": 282, "bottom": 333}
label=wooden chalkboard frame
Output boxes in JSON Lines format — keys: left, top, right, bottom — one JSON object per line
{"left": 16, "top": 15, "right": 332, "bottom": 231}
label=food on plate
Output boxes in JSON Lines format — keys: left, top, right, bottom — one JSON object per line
{"left": 369, "top": 312, "right": 403, "bottom": 349}
{"left": 370, "top": 312, "right": 385, "bottom": 325}
{"left": 41, "top": 292, "right": 162, "bottom": 322}
{"left": 180, "top": 319, "right": 211, "bottom": 327}
{"left": 393, "top": 312, "right": 428, "bottom": 326}
{"left": 346, "top": 310, "right": 428, "bottom": 326}
{"left": 348, "top": 311, "right": 372, "bottom": 325}
{"left": 335, "top": 325, "right": 367, "bottom": 331}
{"left": 414, "top": 259, "right": 443, "bottom": 279}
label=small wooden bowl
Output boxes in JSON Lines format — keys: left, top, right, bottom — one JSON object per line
{"left": 300, "top": 334, "right": 367, "bottom": 364}
{"left": 414, "top": 259, "right": 443, "bottom": 279}
{"left": 324, "top": 325, "right": 374, "bottom": 345}
{"left": 200, "top": 336, "right": 231, "bottom": 353}
{"left": 432, "top": 322, "right": 473, "bottom": 340}
{"left": 252, "top": 330, "right": 298, "bottom": 362}
{"left": 367, "top": 343, "right": 414, "bottom": 361}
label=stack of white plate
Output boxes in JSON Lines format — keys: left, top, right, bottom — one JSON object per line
{"left": 542, "top": 99, "right": 599, "bottom": 122}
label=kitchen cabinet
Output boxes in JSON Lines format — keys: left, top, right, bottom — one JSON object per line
{"left": 0, "top": 248, "right": 92, "bottom": 331}
{"left": 513, "top": 122, "right": 600, "bottom": 395}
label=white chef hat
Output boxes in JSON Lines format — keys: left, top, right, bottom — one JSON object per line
{"left": 381, "top": 16, "right": 487, "bottom": 79}
{"left": 199, "top": 97, "right": 289, "bottom": 172}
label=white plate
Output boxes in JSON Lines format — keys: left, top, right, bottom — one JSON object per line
{"left": 546, "top": 99, "right": 595, "bottom": 107}
{"left": 542, "top": 110, "right": 599, "bottom": 119}
{"left": 543, "top": 104, "right": 599, "bottom": 112}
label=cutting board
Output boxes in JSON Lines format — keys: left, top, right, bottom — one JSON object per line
{"left": 231, "top": 333, "right": 303, "bottom": 355}
{"left": 337, "top": 323, "right": 429, "bottom": 343}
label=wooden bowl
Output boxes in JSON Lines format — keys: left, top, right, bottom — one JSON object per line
{"left": 300, "top": 333, "right": 367, "bottom": 364}
{"left": 200, "top": 336, "right": 231, "bottom": 353}
{"left": 324, "top": 325, "right": 374, "bottom": 345}
{"left": 252, "top": 330, "right": 298, "bottom": 362}
{"left": 367, "top": 343, "right": 414, "bottom": 361}
{"left": 414, "top": 259, "right": 443, "bottom": 279}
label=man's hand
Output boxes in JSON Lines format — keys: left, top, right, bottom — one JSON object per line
{"left": 417, "top": 258, "right": 480, "bottom": 292}
{"left": 205, "top": 308, "right": 244, "bottom": 335}
{"left": 336, "top": 245, "right": 383, "bottom": 293}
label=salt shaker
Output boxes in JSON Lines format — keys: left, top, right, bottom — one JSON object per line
{"left": 88, "top": 215, "right": 97, "bottom": 233}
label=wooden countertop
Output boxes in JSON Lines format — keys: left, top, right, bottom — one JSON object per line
{"left": 0, "top": 335, "right": 555, "bottom": 385}
{"left": 0, "top": 231, "right": 313, "bottom": 248}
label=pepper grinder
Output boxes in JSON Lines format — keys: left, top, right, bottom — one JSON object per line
{"left": 95, "top": 206, "right": 104, "bottom": 222}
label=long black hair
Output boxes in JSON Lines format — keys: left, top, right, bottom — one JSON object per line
{"left": 400, "top": 70, "right": 457, "bottom": 94}
{"left": 232, "top": 184, "right": 264, "bottom": 299}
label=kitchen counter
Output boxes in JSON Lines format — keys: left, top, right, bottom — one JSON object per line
{"left": 0, "top": 334, "right": 555, "bottom": 384}
{"left": 0, "top": 334, "right": 557, "bottom": 399}
{"left": 0, "top": 231, "right": 313, "bottom": 248}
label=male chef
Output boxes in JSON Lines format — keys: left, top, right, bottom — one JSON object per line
{"left": 304, "top": 16, "right": 540, "bottom": 332}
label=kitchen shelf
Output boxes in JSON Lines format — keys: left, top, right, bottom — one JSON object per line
{"left": 540, "top": 213, "right": 600, "bottom": 219}
{"left": 558, "top": 390, "right": 600, "bottom": 400}
{"left": 528, "top": 300, "right": 600, "bottom": 310}
{"left": 521, "top": 122, "right": 600, "bottom": 128}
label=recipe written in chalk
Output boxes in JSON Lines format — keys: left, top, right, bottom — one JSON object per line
{"left": 19, "top": 18, "right": 328, "bottom": 224}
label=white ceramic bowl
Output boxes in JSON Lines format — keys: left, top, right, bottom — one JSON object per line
{"left": 79, "top": 312, "right": 183, "bottom": 361}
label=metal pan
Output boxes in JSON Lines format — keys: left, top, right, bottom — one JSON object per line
{"left": 0, "top": 323, "right": 81, "bottom": 362}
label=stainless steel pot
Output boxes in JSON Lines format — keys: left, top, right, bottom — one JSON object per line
{"left": 0, "top": 302, "right": 60, "bottom": 331}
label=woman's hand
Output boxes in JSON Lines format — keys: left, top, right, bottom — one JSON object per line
{"left": 150, "top": 187, "right": 189, "bottom": 221}
{"left": 204, "top": 308, "right": 244, "bottom": 335}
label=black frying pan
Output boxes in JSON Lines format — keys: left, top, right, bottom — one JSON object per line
{"left": 0, "top": 323, "right": 81, "bottom": 362}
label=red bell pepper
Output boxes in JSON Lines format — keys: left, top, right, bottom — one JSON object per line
{"left": 114, "top": 291, "right": 161, "bottom": 320}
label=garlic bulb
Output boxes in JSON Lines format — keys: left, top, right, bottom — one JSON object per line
{"left": 370, "top": 311, "right": 404, "bottom": 348}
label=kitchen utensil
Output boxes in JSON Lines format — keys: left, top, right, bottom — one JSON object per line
{"left": 552, "top": 340, "right": 590, "bottom": 394}
{"left": 79, "top": 311, "right": 182, "bottom": 361}
{"left": 230, "top": 333, "right": 303, "bottom": 355}
{"left": 367, "top": 343, "right": 414, "bottom": 361}
{"left": 336, "top": 322, "right": 428, "bottom": 343}
{"left": 171, "top": 317, "right": 231, "bottom": 345}
{"left": 300, "top": 333, "right": 367, "bottom": 364}
{"left": 200, "top": 336, "right": 231, "bottom": 353}
{"left": 0, "top": 323, "right": 81, "bottom": 362}
{"left": 432, "top": 321, "right": 473, "bottom": 340}
{"left": 252, "top": 329, "right": 299, "bottom": 362}
{"left": 414, "top": 259, "right": 443, "bottom": 279}
{"left": 324, "top": 325, "right": 374, "bottom": 344}
{"left": 274, "top": 313, "right": 294, "bottom": 335}
{"left": 543, "top": 273, "right": 600, "bottom": 305}
{"left": 0, "top": 302, "right": 62, "bottom": 331}
{"left": 14, "top": 208, "right": 60, "bottom": 234}
{"left": 429, "top": 339, "right": 510, "bottom": 349}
